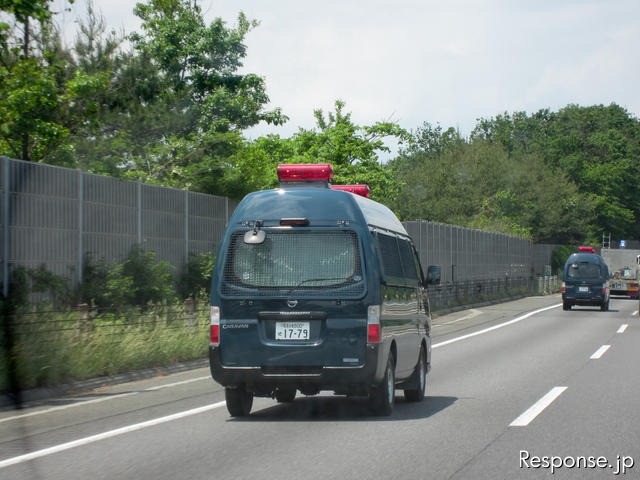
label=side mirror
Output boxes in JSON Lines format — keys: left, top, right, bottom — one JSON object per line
{"left": 425, "top": 265, "right": 441, "bottom": 286}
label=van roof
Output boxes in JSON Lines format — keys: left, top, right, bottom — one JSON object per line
{"left": 566, "top": 252, "right": 606, "bottom": 265}
{"left": 230, "top": 187, "right": 408, "bottom": 235}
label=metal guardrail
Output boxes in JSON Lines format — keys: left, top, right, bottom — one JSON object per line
{"left": 427, "top": 276, "right": 560, "bottom": 312}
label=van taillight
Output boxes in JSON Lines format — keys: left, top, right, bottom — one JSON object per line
{"left": 562, "top": 282, "right": 566, "bottom": 293}
{"left": 367, "top": 305, "right": 381, "bottom": 343}
{"left": 210, "top": 306, "right": 220, "bottom": 346}
{"left": 368, "top": 324, "right": 381, "bottom": 343}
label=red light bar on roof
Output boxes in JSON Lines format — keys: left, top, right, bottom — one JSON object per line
{"left": 578, "top": 246, "right": 596, "bottom": 253}
{"left": 331, "top": 184, "right": 371, "bottom": 198}
{"left": 277, "top": 164, "right": 333, "bottom": 182}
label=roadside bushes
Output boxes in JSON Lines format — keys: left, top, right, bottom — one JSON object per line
{"left": 0, "top": 304, "right": 209, "bottom": 392}
{"left": 10, "top": 245, "right": 215, "bottom": 310}
{"left": 551, "top": 245, "right": 576, "bottom": 274}
{"left": 0, "top": 246, "right": 216, "bottom": 393}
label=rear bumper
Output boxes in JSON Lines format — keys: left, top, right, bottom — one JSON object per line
{"left": 562, "top": 293, "right": 606, "bottom": 306}
{"left": 610, "top": 289, "right": 639, "bottom": 298}
{"left": 209, "top": 344, "right": 386, "bottom": 395}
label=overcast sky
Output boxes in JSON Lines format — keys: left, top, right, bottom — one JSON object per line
{"left": 53, "top": 0, "right": 640, "bottom": 145}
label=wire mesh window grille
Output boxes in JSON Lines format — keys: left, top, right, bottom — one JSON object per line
{"left": 567, "top": 262, "right": 603, "bottom": 280}
{"left": 221, "top": 230, "right": 365, "bottom": 297}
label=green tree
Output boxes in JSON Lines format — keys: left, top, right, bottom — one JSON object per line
{"left": 390, "top": 121, "right": 595, "bottom": 243}
{"left": 0, "top": 0, "right": 107, "bottom": 162}
{"left": 472, "top": 104, "right": 640, "bottom": 242}
{"left": 218, "top": 100, "right": 408, "bottom": 203}
{"left": 111, "top": 0, "right": 287, "bottom": 187}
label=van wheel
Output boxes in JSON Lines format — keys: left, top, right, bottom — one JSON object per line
{"left": 275, "top": 388, "right": 296, "bottom": 403}
{"left": 225, "top": 387, "right": 253, "bottom": 417}
{"left": 563, "top": 302, "right": 571, "bottom": 311}
{"left": 370, "top": 355, "right": 395, "bottom": 416}
{"left": 601, "top": 299, "right": 609, "bottom": 311}
{"left": 404, "top": 348, "right": 427, "bottom": 402}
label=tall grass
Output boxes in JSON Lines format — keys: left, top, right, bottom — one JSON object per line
{"left": 1, "top": 304, "right": 209, "bottom": 392}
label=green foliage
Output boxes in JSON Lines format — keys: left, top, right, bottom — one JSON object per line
{"left": 76, "top": 253, "right": 111, "bottom": 307}
{"left": 104, "top": 244, "right": 177, "bottom": 307}
{"left": 13, "top": 246, "right": 201, "bottom": 310}
{"left": 469, "top": 104, "right": 640, "bottom": 242}
{"left": 101, "top": 0, "right": 287, "bottom": 186}
{"left": 0, "top": 2, "right": 108, "bottom": 162}
{"left": 10, "top": 264, "right": 72, "bottom": 307}
{"left": 176, "top": 251, "right": 216, "bottom": 300}
{"left": 551, "top": 245, "right": 576, "bottom": 275}
{"left": 392, "top": 104, "right": 640, "bottom": 244}
{"left": 0, "top": 0, "right": 57, "bottom": 30}
{"left": 220, "top": 100, "right": 407, "bottom": 202}
{"left": 3, "top": 0, "right": 639, "bottom": 249}
{"left": 1, "top": 305, "right": 209, "bottom": 391}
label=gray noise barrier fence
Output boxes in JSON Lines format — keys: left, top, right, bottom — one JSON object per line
{"left": 1, "top": 156, "right": 558, "bottom": 304}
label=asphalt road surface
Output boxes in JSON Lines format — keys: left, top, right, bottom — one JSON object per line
{"left": 1, "top": 294, "right": 639, "bottom": 480}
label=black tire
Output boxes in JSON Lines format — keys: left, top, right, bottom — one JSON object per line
{"left": 404, "top": 348, "right": 427, "bottom": 402}
{"left": 225, "top": 387, "right": 253, "bottom": 417}
{"left": 601, "top": 299, "right": 609, "bottom": 311}
{"left": 275, "top": 388, "right": 296, "bottom": 403}
{"left": 563, "top": 302, "right": 571, "bottom": 311}
{"left": 370, "top": 355, "right": 395, "bottom": 416}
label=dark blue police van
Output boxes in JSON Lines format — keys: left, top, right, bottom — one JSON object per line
{"left": 209, "top": 164, "right": 438, "bottom": 416}
{"left": 562, "top": 246, "right": 610, "bottom": 311}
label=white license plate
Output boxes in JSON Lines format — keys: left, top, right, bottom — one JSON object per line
{"left": 578, "top": 286, "right": 589, "bottom": 292}
{"left": 275, "top": 322, "right": 310, "bottom": 340}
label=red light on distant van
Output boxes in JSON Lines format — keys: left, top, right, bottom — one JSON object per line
{"left": 331, "top": 185, "right": 371, "bottom": 198}
{"left": 277, "top": 164, "right": 333, "bottom": 181}
{"left": 578, "top": 246, "right": 596, "bottom": 253}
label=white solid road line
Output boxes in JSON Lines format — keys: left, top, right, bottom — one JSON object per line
{"left": 433, "top": 303, "right": 562, "bottom": 349}
{"left": 433, "top": 309, "right": 482, "bottom": 327}
{"left": 590, "top": 345, "right": 611, "bottom": 359}
{"left": 0, "top": 376, "right": 211, "bottom": 424}
{"left": 617, "top": 324, "right": 628, "bottom": 333}
{"left": 0, "top": 401, "right": 227, "bottom": 469}
{"left": 510, "top": 387, "right": 568, "bottom": 427}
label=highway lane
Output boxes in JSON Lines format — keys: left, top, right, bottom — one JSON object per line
{"left": 1, "top": 294, "right": 638, "bottom": 479}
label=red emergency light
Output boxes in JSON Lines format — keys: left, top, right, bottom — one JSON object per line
{"left": 578, "top": 246, "right": 596, "bottom": 253}
{"left": 331, "top": 184, "right": 371, "bottom": 198}
{"left": 277, "top": 164, "right": 333, "bottom": 182}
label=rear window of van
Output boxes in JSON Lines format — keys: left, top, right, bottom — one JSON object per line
{"left": 221, "top": 230, "right": 365, "bottom": 297}
{"left": 566, "top": 262, "right": 603, "bottom": 280}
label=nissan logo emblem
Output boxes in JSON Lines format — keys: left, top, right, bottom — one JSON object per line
{"left": 287, "top": 300, "right": 298, "bottom": 308}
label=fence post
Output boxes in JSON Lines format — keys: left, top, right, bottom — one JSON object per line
{"left": 77, "top": 170, "right": 83, "bottom": 285}
{"left": 185, "top": 190, "right": 189, "bottom": 266}
{"left": 225, "top": 196, "right": 229, "bottom": 226}
{"left": 137, "top": 182, "right": 142, "bottom": 245}
{"left": 2, "top": 157, "right": 9, "bottom": 298}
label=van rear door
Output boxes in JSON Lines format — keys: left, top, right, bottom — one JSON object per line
{"left": 217, "top": 229, "right": 368, "bottom": 367}
{"left": 564, "top": 261, "right": 605, "bottom": 298}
